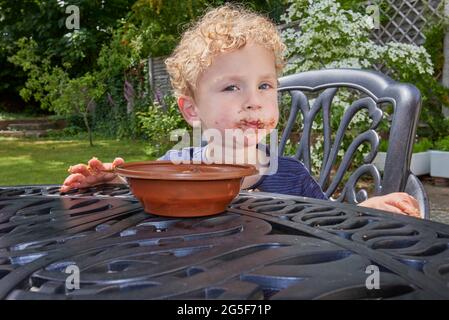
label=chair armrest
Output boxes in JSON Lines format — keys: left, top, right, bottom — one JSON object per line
{"left": 404, "top": 174, "right": 430, "bottom": 219}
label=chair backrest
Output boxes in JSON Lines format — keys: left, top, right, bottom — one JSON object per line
{"left": 277, "top": 68, "right": 425, "bottom": 208}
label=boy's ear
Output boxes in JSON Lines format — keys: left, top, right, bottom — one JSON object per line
{"left": 177, "top": 95, "right": 200, "bottom": 126}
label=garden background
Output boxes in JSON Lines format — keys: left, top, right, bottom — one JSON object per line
{"left": 0, "top": 0, "right": 448, "bottom": 211}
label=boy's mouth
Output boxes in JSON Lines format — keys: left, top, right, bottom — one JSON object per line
{"left": 240, "top": 119, "right": 264, "bottom": 129}
{"left": 236, "top": 118, "right": 276, "bottom": 130}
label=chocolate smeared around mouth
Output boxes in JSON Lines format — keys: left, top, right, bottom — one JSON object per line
{"left": 236, "top": 118, "right": 276, "bottom": 130}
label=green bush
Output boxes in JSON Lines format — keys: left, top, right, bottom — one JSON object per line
{"left": 413, "top": 137, "right": 433, "bottom": 153}
{"left": 136, "top": 95, "right": 191, "bottom": 157}
{"left": 379, "top": 139, "right": 388, "bottom": 152}
{"left": 434, "top": 136, "right": 449, "bottom": 152}
{"left": 379, "top": 137, "right": 434, "bottom": 153}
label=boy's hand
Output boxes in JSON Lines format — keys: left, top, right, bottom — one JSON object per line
{"left": 358, "top": 192, "right": 421, "bottom": 218}
{"left": 60, "top": 157, "right": 125, "bottom": 192}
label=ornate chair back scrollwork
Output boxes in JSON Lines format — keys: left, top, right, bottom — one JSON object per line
{"left": 277, "top": 69, "right": 429, "bottom": 218}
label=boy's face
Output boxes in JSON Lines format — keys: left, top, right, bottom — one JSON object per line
{"left": 178, "top": 43, "right": 279, "bottom": 147}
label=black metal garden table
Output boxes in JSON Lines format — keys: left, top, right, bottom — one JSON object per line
{"left": 0, "top": 184, "right": 449, "bottom": 300}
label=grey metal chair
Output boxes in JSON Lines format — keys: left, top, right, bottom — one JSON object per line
{"left": 278, "top": 68, "right": 429, "bottom": 219}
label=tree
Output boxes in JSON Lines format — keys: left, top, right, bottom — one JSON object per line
{"left": 54, "top": 73, "right": 105, "bottom": 147}
{"left": 129, "top": 0, "right": 288, "bottom": 57}
{"left": 9, "top": 38, "right": 104, "bottom": 146}
{"left": 0, "top": 0, "right": 134, "bottom": 111}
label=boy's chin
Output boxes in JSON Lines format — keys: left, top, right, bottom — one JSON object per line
{"left": 237, "top": 133, "right": 266, "bottom": 148}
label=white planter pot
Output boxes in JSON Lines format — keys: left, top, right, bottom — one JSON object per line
{"left": 373, "top": 151, "right": 430, "bottom": 176}
{"left": 410, "top": 151, "right": 431, "bottom": 176}
{"left": 430, "top": 150, "right": 449, "bottom": 178}
{"left": 373, "top": 152, "right": 386, "bottom": 172}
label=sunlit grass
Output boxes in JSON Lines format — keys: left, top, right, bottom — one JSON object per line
{"left": 0, "top": 137, "right": 154, "bottom": 185}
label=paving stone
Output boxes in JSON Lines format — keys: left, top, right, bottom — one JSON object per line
{"left": 7, "top": 122, "right": 58, "bottom": 131}
{"left": 0, "top": 130, "right": 53, "bottom": 138}
{"left": 423, "top": 180, "right": 449, "bottom": 224}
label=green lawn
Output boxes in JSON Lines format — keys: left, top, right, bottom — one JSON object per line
{"left": 0, "top": 137, "right": 154, "bottom": 185}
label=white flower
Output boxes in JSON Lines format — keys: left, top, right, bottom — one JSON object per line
{"left": 280, "top": 0, "right": 434, "bottom": 170}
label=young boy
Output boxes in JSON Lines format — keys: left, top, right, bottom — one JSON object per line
{"left": 61, "top": 5, "right": 420, "bottom": 218}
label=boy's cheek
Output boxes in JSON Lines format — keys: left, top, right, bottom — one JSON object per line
{"left": 265, "top": 117, "right": 278, "bottom": 130}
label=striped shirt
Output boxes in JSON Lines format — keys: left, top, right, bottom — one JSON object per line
{"left": 158, "top": 146, "right": 327, "bottom": 200}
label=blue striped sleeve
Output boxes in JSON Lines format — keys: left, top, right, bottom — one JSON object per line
{"left": 254, "top": 157, "right": 328, "bottom": 200}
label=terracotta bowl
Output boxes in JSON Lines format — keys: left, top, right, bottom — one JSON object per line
{"left": 115, "top": 161, "right": 258, "bottom": 217}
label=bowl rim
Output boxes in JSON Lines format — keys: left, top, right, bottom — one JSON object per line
{"left": 115, "top": 160, "right": 259, "bottom": 181}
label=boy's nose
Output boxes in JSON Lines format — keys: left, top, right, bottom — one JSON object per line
{"left": 245, "top": 104, "right": 262, "bottom": 110}
{"left": 243, "top": 91, "right": 263, "bottom": 111}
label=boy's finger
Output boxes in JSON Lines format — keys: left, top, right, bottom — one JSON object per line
{"left": 405, "top": 195, "right": 420, "bottom": 210}
{"left": 60, "top": 185, "right": 74, "bottom": 193}
{"left": 112, "top": 157, "right": 125, "bottom": 167}
{"left": 84, "top": 172, "right": 117, "bottom": 184}
{"left": 381, "top": 204, "right": 404, "bottom": 214}
{"left": 395, "top": 193, "right": 420, "bottom": 210}
{"left": 383, "top": 202, "right": 419, "bottom": 218}
{"left": 102, "top": 157, "right": 125, "bottom": 172}
{"left": 102, "top": 172, "right": 121, "bottom": 182}
{"left": 62, "top": 173, "right": 85, "bottom": 185}
{"left": 60, "top": 173, "right": 87, "bottom": 192}
{"left": 68, "top": 164, "right": 91, "bottom": 176}
{"left": 394, "top": 200, "right": 421, "bottom": 218}
{"left": 87, "top": 157, "right": 106, "bottom": 174}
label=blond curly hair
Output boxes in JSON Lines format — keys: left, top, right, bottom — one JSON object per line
{"left": 165, "top": 4, "right": 286, "bottom": 98}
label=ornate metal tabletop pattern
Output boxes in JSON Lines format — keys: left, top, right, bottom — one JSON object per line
{"left": 0, "top": 185, "right": 448, "bottom": 299}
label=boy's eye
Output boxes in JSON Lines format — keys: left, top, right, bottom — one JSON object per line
{"left": 259, "top": 83, "right": 273, "bottom": 90}
{"left": 223, "top": 85, "right": 239, "bottom": 91}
